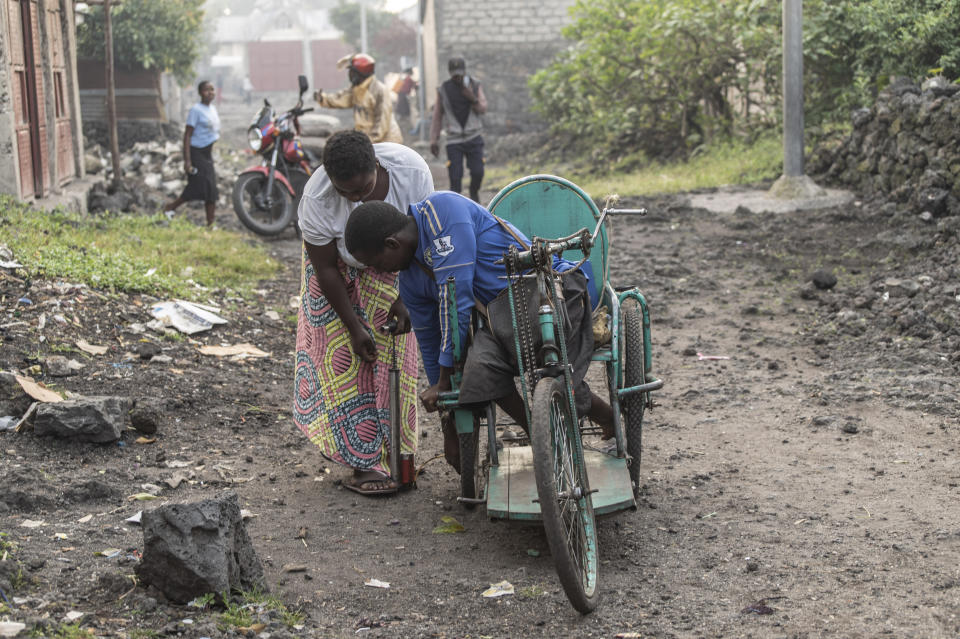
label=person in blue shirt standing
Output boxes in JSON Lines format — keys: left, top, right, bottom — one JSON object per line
{"left": 164, "top": 80, "right": 221, "bottom": 226}
{"left": 344, "top": 191, "right": 613, "bottom": 472}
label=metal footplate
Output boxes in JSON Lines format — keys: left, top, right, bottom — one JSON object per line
{"left": 485, "top": 445, "right": 636, "bottom": 520}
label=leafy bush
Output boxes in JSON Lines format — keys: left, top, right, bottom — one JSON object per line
{"left": 531, "top": 0, "right": 960, "bottom": 161}
{"left": 804, "top": 0, "right": 960, "bottom": 120}
{"left": 530, "top": 0, "right": 780, "bottom": 161}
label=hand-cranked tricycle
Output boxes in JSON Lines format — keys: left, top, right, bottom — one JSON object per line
{"left": 431, "top": 175, "right": 663, "bottom": 613}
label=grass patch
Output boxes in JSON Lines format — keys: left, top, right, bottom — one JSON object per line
{"left": 485, "top": 133, "right": 783, "bottom": 200}
{"left": 215, "top": 588, "right": 305, "bottom": 630}
{"left": 575, "top": 135, "right": 782, "bottom": 198}
{"left": 0, "top": 196, "right": 279, "bottom": 299}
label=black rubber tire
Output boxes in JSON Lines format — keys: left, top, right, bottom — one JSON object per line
{"left": 622, "top": 300, "right": 646, "bottom": 491}
{"left": 232, "top": 172, "right": 295, "bottom": 236}
{"left": 458, "top": 413, "right": 483, "bottom": 508}
{"left": 531, "top": 376, "right": 600, "bottom": 614}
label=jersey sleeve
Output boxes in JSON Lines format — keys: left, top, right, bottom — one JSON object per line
{"left": 426, "top": 218, "right": 476, "bottom": 370}
{"left": 399, "top": 269, "right": 442, "bottom": 385}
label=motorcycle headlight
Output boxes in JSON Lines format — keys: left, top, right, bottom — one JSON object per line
{"left": 247, "top": 127, "right": 262, "bottom": 151}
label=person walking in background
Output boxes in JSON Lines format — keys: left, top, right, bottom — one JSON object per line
{"left": 430, "top": 56, "right": 487, "bottom": 203}
{"left": 314, "top": 53, "right": 403, "bottom": 144}
{"left": 242, "top": 75, "right": 254, "bottom": 105}
{"left": 163, "top": 80, "right": 220, "bottom": 226}
{"left": 293, "top": 130, "right": 433, "bottom": 496}
{"left": 392, "top": 67, "right": 417, "bottom": 133}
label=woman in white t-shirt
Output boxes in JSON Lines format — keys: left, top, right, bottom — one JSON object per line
{"left": 294, "top": 130, "right": 434, "bottom": 496}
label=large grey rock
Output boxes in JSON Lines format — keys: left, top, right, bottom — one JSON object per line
{"left": 135, "top": 491, "right": 265, "bottom": 604}
{"left": 129, "top": 398, "right": 162, "bottom": 435}
{"left": 33, "top": 396, "right": 128, "bottom": 443}
{"left": 0, "top": 373, "right": 32, "bottom": 418}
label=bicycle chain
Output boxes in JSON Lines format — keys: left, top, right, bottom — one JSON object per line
{"left": 507, "top": 246, "right": 538, "bottom": 391}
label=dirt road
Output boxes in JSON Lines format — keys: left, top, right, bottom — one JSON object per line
{"left": 1, "top": 178, "right": 959, "bottom": 637}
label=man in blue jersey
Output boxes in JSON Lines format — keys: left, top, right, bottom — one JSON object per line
{"left": 344, "top": 191, "right": 613, "bottom": 469}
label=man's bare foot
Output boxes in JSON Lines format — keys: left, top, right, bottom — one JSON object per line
{"left": 588, "top": 391, "right": 615, "bottom": 440}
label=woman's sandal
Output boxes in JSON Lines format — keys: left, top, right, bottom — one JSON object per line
{"left": 343, "top": 474, "right": 399, "bottom": 496}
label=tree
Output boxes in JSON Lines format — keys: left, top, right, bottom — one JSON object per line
{"left": 77, "top": 0, "right": 205, "bottom": 84}
{"left": 329, "top": 2, "right": 415, "bottom": 72}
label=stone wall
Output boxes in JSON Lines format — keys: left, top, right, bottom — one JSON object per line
{"left": 434, "top": 0, "right": 576, "bottom": 133}
{"left": 813, "top": 78, "right": 960, "bottom": 218}
{"left": 82, "top": 120, "right": 181, "bottom": 153}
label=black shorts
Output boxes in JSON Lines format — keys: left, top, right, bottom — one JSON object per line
{"left": 458, "top": 270, "right": 594, "bottom": 415}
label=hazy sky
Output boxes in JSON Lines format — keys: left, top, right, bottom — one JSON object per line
{"left": 382, "top": 0, "right": 417, "bottom": 12}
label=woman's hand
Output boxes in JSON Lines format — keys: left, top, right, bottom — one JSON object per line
{"left": 349, "top": 323, "right": 377, "bottom": 363}
{"left": 386, "top": 298, "right": 412, "bottom": 334}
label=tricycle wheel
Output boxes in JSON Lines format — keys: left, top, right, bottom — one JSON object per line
{"left": 531, "top": 376, "right": 599, "bottom": 614}
{"left": 458, "top": 405, "right": 491, "bottom": 508}
{"left": 622, "top": 300, "right": 646, "bottom": 491}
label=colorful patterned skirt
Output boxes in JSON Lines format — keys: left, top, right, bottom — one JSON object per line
{"left": 294, "top": 248, "right": 419, "bottom": 476}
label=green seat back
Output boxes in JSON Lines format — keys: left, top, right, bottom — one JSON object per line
{"left": 488, "top": 175, "right": 607, "bottom": 308}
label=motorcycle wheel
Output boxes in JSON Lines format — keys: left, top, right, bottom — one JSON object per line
{"left": 232, "top": 172, "right": 295, "bottom": 236}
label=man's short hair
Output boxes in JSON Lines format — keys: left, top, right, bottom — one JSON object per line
{"left": 322, "top": 130, "right": 376, "bottom": 182}
{"left": 345, "top": 201, "right": 407, "bottom": 257}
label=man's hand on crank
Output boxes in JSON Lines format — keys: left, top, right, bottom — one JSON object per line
{"left": 419, "top": 368, "right": 452, "bottom": 412}
{"left": 386, "top": 298, "right": 412, "bottom": 333}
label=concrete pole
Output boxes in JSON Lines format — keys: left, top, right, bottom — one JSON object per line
{"left": 769, "top": 0, "right": 824, "bottom": 199}
{"left": 416, "top": 19, "right": 427, "bottom": 143}
{"left": 360, "top": 3, "right": 368, "bottom": 54}
{"left": 104, "top": 0, "right": 121, "bottom": 187}
{"left": 782, "top": 0, "right": 803, "bottom": 177}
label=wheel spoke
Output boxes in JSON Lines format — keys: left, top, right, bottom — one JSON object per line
{"left": 532, "top": 376, "right": 599, "bottom": 612}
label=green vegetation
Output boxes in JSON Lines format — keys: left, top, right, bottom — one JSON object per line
{"left": 0, "top": 531, "right": 16, "bottom": 556}
{"left": 76, "top": 0, "right": 205, "bottom": 83}
{"left": 531, "top": 0, "right": 960, "bottom": 162}
{"left": 575, "top": 133, "right": 782, "bottom": 197}
{"left": 486, "top": 132, "right": 782, "bottom": 198}
{"left": 219, "top": 592, "right": 254, "bottom": 628}
{"left": 0, "top": 197, "right": 279, "bottom": 299}
{"left": 188, "top": 593, "right": 216, "bottom": 609}
{"left": 518, "top": 584, "right": 548, "bottom": 598}
{"left": 215, "top": 588, "right": 304, "bottom": 630}
{"left": 52, "top": 623, "right": 89, "bottom": 639}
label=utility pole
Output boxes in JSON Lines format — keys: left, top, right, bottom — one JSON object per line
{"left": 416, "top": 2, "right": 427, "bottom": 143}
{"left": 360, "top": 2, "right": 368, "bottom": 53}
{"left": 94, "top": 0, "right": 122, "bottom": 188}
{"left": 769, "top": 0, "right": 824, "bottom": 199}
{"left": 782, "top": 0, "right": 803, "bottom": 177}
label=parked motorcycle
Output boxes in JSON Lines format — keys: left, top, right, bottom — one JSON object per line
{"left": 232, "top": 75, "right": 318, "bottom": 236}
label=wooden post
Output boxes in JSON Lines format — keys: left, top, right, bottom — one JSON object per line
{"left": 103, "top": 0, "right": 121, "bottom": 187}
